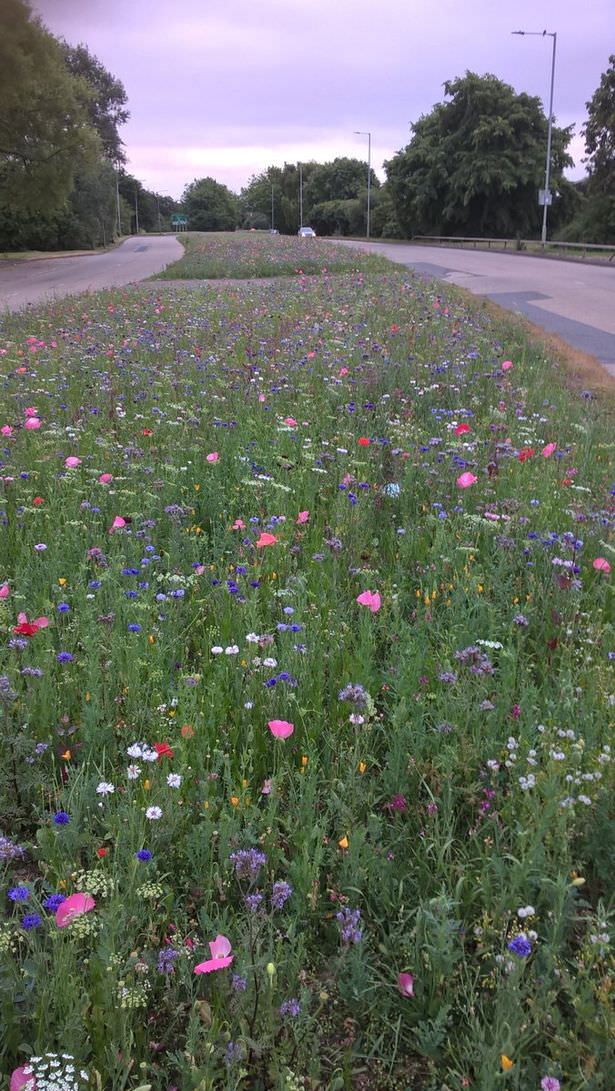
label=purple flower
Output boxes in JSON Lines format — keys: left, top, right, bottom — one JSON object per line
{"left": 231, "top": 974, "right": 248, "bottom": 992}
{"left": 136, "top": 849, "right": 153, "bottom": 862}
{"left": 56, "top": 652, "right": 74, "bottom": 663}
{"left": 229, "top": 847, "right": 267, "bottom": 882}
{"left": 224, "top": 1041, "right": 244, "bottom": 1065}
{"left": 279, "top": 997, "right": 301, "bottom": 1018}
{"left": 271, "top": 880, "right": 293, "bottom": 910}
{"left": 157, "top": 947, "right": 179, "bottom": 974}
{"left": 43, "top": 894, "right": 66, "bottom": 912}
{"left": 0, "top": 836, "right": 25, "bottom": 860}
{"left": 21, "top": 913, "right": 42, "bottom": 930}
{"left": 336, "top": 906, "right": 363, "bottom": 945}
{"left": 507, "top": 934, "right": 532, "bottom": 958}
{"left": 244, "top": 892, "right": 264, "bottom": 913}
{"left": 53, "top": 811, "right": 70, "bottom": 825}
{"left": 8, "top": 885, "right": 30, "bottom": 902}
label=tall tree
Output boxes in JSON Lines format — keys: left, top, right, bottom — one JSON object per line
{"left": 385, "top": 72, "right": 572, "bottom": 239}
{"left": 182, "top": 177, "right": 239, "bottom": 231}
{"left": 62, "top": 42, "right": 129, "bottom": 164}
{"left": 0, "top": 0, "right": 100, "bottom": 213}
{"left": 583, "top": 55, "right": 615, "bottom": 194}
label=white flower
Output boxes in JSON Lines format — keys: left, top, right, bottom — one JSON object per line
{"left": 142, "top": 747, "right": 158, "bottom": 762}
{"left": 263, "top": 657, "right": 277, "bottom": 667}
{"left": 244, "top": 701, "right": 253, "bottom": 709}
{"left": 96, "top": 781, "right": 115, "bottom": 795}
{"left": 127, "top": 764, "right": 141, "bottom": 780}
{"left": 211, "top": 645, "right": 223, "bottom": 655}
{"left": 225, "top": 644, "right": 239, "bottom": 655}
{"left": 517, "top": 905, "right": 535, "bottom": 919}
{"left": 127, "top": 743, "right": 143, "bottom": 758}
{"left": 145, "top": 806, "right": 163, "bottom": 820}
{"left": 577, "top": 794, "right": 592, "bottom": 805}
{"left": 167, "top": 773, "right": 182, "bottom": 788}
{"left": 246, "top": 632, "right": 260, "bottom": 643}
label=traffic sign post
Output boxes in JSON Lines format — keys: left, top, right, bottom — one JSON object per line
{"left": 171, "top": 215, "right": 188, "bottom": 231}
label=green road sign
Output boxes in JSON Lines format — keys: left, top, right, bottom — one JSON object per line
{"left": 171, "top": 215, "right": 188, "bottom": 228}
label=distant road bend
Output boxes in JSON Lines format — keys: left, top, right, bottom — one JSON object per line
{"left": 0, "top": 235, "right": 183, "bottom": 313}
{"left": 335, "top": 239, "right": 615, "bottom": 378}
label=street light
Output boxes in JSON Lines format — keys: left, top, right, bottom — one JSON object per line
{"left": 354, "top": 130, "right": 371, "bottom": 240}
{"left": 512, "top": 29, "right": 557, "bottom": 246}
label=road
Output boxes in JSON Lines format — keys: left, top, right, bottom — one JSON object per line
{"left": 336, "top": 240, "right": 615, "bottom": 377}
{"left": 0, "top": 235, "right": 184, "bottom": 313}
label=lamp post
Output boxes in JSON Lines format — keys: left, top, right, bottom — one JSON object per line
{"left": 299, "top": 162, "right": 303, "bottom": 229}
{"left": 354, "top": 130, "right": 371, "bottom": 239}
{"left": 512, "top": 29, "right": 557, "bottom": 246}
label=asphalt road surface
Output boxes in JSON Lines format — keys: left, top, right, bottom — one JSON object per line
{"left": 336, "top": 240, "right": 615, "bottom": 377}
{"left": 0, "top": 235, "right": 184, "bottom": 313}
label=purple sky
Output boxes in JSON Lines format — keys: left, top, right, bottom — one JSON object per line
{"left": 34, "top": 0, "right": 612, "bottom": 198}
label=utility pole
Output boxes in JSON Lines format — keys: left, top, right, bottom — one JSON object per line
{"left": 512, "top": 29, "right": 557, "bottom": 246}
{"left": 156, "top": 196, "right": 161, "bottom": 232}
{"left": 271, "top": 184, "right": 275, "bottom": 230}
{"left": 115, "top": 164, "right": 122, "bottom": 237}
{"left": 134, "top": 189, "right": 139, "bottom": 234}
{"left": 299, "top": 163, "right": 303, "bottom": 229}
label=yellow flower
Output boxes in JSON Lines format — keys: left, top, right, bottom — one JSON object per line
{"left": 58, "top": 578, "right": 67, "bottom": 587}
{"left": 301, "top": 755, "right": 309, "bottom": 767}
{"left": 500, "top": 1055, "right": 514, "bottom": 1071}
{"left": 194, "top": 483, "right": 201, "bottom": 492}
{"left": 143, "top": 779, "right": 151, "bottom": 791}
{"left": 148, "top": 634, "right": 156, "bottom": 645}
{"left": 338, "top": 835, "right": 349, "bottom": 850}
{"left": 358, "top": 761, "right": 367, "bottom": 775}
{"left": 230, "top": 795, "right": 240, "bottom": 807}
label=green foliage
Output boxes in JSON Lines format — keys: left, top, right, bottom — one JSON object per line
{"left": 182, "top": 176, "right": 240, "bottom": 232}
{"left": 241, "top": 160, "right": 381, "bottom": 237}
{"left": 385, "top": 71, "right": 573, "bottom": 239}
{"left": 583, "top": 54, "right": 615, "bottom": 196}
{"left": 62, "top": 41, "right": 129, "bottom": 165}
{"left": 0, "top": 0, "right": 100, "bottom": 214}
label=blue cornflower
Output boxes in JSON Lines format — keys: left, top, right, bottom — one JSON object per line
{"left": 56, "top": 652, "right": 74, "bottom": 663}
{"left": 57, "top": 603, "right": 70, "bottom": 612}
{"left": 43, "top": 894, "right": 66, "bottom": 911}
{"left": 8, "top": 886, "right": 30, "bottom": 902}
{"left": 508, "top": 934, "right": 533, "bottom": 958}
{"left": 136, "top": 849, "right": 153, "bottom": 862}
{"left": 21, "top": 913, "right": 42, "bottom": 930}
{"left": 53, "top": 811, "right": 70, "bottom": 825}
{"left": 127, "top": 623, "right": 142, "bottom": 633}
{"left": 89, "top": 579, "right": 102, "bottom": 589}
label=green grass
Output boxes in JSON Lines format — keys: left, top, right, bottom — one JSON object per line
{"left": 155, "top": 230, "right": 394, "bottom": 278}
{"left": 0, "top": 243, "right": 613, "bottom": 1091}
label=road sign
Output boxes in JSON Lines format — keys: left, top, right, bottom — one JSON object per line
{"left": 171, "top": 214, "right": 188, "bottom": 229}
{"left": 538, "top": 190, "right": 553, "bottom": 206}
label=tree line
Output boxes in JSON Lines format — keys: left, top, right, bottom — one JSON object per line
{"left": 1, "top": 0, "right": 613, "bottom": 249}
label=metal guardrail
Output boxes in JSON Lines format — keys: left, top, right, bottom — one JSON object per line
{"left": 412, "top": 235, "right": 615, "bottom": 260}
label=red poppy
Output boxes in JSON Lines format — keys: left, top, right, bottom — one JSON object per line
{"left": 32, "top": 496, "right": 45, "bottom": 506}
{"left": 358, "top": 437, "right": 370, "bottom": 447}
{"left": 142, "top": 428, "right": 153, "bottom": 436}
{"left": 518, "top": 447, "right": 535, "bottom": 463}
{"left": 455, "top": 424, "right": 471, "bottom": 436}
{"left": 96, "top": 847, "right": 108, "bottom": 858}
{"left": 154, "top": 741, "right": 174, "bottom": 759}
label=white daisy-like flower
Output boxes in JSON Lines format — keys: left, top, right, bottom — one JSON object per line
{"left": 96, "top": 782, "right": 115, "bottom": 795}
{"left": 167, "top": 773, "right": 182, "bottom": 788}
{"left": 127, "top": 764, "right": 141, "bottom": 780}
{"left": 145, "top": 806, "right": 163, "bottom": 820}
{"left": 142, "top": 747, "right": 158, "bottom": 762}
{"left": 211, "top": 645, "right": 223, "bottom": 655}
{"left": 127, "top": 743, "right": 143, "bottom": 758}
{"left": 225, "top": 644, "right": 239, "bottom": 655}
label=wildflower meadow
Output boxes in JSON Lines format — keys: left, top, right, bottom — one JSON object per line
{"left": 1, "top": 234, "right": 614, "bottom": 1091}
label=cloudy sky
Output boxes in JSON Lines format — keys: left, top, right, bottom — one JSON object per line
{"left": 34, "top": 0, "right": 612, "bottom": 199}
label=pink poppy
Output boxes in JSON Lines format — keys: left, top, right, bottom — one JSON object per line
{"left": 593, "top": 557, "right": 611, "bottom": 574}
{"left": 339, "top": 367, "right": 349, "bottom": 376}
{"left": 256, "top": 532, "right": 278, "bottom": 547}
{"left": 456, "top": 472, "right": 477, "bottom": 488}
{"left": 284, "top": 417, "right": 297, "bottom": 427}
{"left": 206, "top": 452, "right": 219, "bottom": 462}
{"left": 0, "top": 582, "right": 9, "bottom": 599}
{"left": 398, "top": 972, "right": 414, "bottom": 997}
{"left": 55, "top": 892, "right": 96, "bottom": 928}
{"left": 194, "top": 934, "right": 233, "bottom": 974}
{"left": 24, "top": 417, "right": 41, "bottom": 430}
{"left": 10, "top": 1065, "right": 36, "bottom": 1091}
{"left": 24, "top": 407, "right": 38, "bottom": 417}
{"left": 541, "top": 443, "right": 557, "bottom": 458}
{"left": 232, "top": 519, "right": 246, "bottom": 530}
{"left": 296, "top": 511, "right": 310, "bottom": 524}
{"left": 13, "top": 612, "right": 49, "bottom": 636}
{"left": 258, "top": 393, "right": 266, "bottom": 402}
{"left": 1, "top": 425, "right": 13, "bottom": 437}
{"left": 64, "top": 456, "right": 82, "bottom": 469}
{"left": 268, "top": 719, "right": 294, "bottom": 739}
{"left": 501, "top": 360, "right": 514, "bottom": 371}
{"left": 109, "top": 515, "right": 126, "bottom": 532}
{"left": 98, "top": 473, "right": 113, "bottom": 484}
{"left": 356, "top": 590, "right": 381, "bottom": 613}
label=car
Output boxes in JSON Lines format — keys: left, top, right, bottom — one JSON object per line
{"left": 269, "top": 228, "right": 279, "bottom": 235}
{"left": 297, "top": 226, "right": 316, "bottom": 238}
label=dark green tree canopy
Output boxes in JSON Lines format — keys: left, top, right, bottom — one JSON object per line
{"left": 62, "top": 41, "right": 129, "bottom": 163}
{"left": 385, "top": 71, "right": 573, "bottom": 239}
{"left": 0, "top": 0, "right": 100, "bottom": 213}
{"left": 182, "top": 177, "right": 239, "bottom": 231}
{"left": 583, "top": 54, "right": 614, "bottom": 196}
